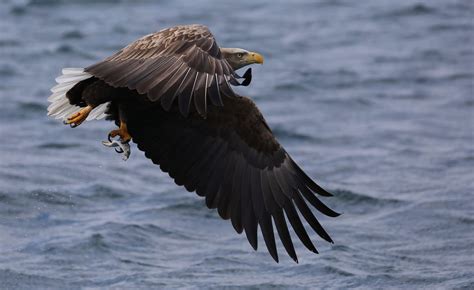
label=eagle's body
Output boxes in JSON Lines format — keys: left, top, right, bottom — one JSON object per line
{"left": 47, "top": 24, "right": 339, "bottom": 263}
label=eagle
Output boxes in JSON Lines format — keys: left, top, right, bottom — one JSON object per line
{"left": 47, "top": 24, "right": 339, "bottom": 263}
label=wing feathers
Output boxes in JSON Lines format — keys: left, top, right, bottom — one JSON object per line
{"left": 291, "top": 158, "right": 333, "bottom": 197}
{"left": 85, "top": 24, "right": 241, "bottom": 116}
{"left": 259, "top": 211, "right": 279, "bottom": 262}
{"left": 230, "top": 156, "right": 244, "bottom": 233}
{"left": 193, "top": 73, "right": 208, "bottom": 117}
{"left": 124, "top": 95, "right": 337, "bottom": 262}
{"left": 284, "top": 203, "right": 318, "bottom": 253}
{"left": 208, "top": 74, "right": 223, "bottom": 106}
{"left": 178, "top": 71, "right": 198, "bottom": 116}
{"left": 293, "top": 193, "right": 333, "bottom": 243}
{"left": 273, "top": 209, "right": 298, "bottom": 263}
{"left": 217, "top": 152, "right": 237, "bottom": 219}
{"left": 298, "top": 183, "right": 341, "bottom": 217}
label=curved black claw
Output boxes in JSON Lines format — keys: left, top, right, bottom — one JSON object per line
{"left": 102, "top": 138, "right": 131, "bottom": 161}
{"left": 63, "top": 120, "right": 78, "bottom": 128}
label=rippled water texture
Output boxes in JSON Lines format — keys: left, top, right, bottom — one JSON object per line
{"left": 1, "top": 0, "right": 473, "bottom": 288}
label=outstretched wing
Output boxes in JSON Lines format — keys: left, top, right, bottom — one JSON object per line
{"left": 123, "top": 95, "right": 340, "bottom": 263}
{"left": 86, "top": 24, "right": 243, "bottom": 117}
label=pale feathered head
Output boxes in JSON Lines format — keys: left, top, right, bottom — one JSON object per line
{"left": 220, "top": 48, "right": 264, "bottom": 70}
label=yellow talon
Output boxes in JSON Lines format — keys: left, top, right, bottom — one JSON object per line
{"left": 64, "top": 105, "right": 93, "bottom": 128}
{"left": 108, "top": 121, "right": 131, "bottom": 143}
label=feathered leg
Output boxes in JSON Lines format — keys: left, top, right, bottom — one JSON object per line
{"left": 103, "top": 102, "right": 131, "bottom": 160}
{"left": 107, "top": 103, "right": 131, "bottom": 143}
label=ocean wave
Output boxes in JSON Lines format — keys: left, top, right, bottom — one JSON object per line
{"left": 271, "top": 126, "right": 314, "bottom": 142}
{"left": 273, "top": 82, "right": 310, "bottom": 93}
{"left": 0, "top": 191, "right": 16, "bottom": 203}
{"left": 380, "top": 3, "right": 437, "bottom": 18}
{"left": 95, "top": 221, "right": 192, "bottom": 241}
{"left": 24, "top": 43, "right": 97, "bottom": 60}
{"left": 73, "top": 183, "right": 133, "bottom": 201}
{"left": 27, "top": 0, "right": 126, "bottom": 6}
{"left": 9, "top": 5, "right": 28, "bottom": 15}
{"left": 157, "top": 199, "right": 221, "bottom": 220}
{"left": 118, "top": 258, "right": 163, "bottom": 269}
{"left": 191, "top": 256, "right": 248, "bottom": 268}
{"left": 0, "top": 269, "right": 79, "bottom": 290}
{"left": 0, "top": 63, "right": 18, "bottom": 77}
{"left": 61, "top": 30, "right": 85, "bottom": 40}
{"left": 38, "top": 142, "right": 80, "bottom": 149}
{"left": 429, "top": 23, "right": 472, "bottom": 32}
{"left": 26, "top": 233, "right": 113, "bottom": 258}
{"left": 26, "top": 189, "right": 76, "bottom": 206}
{"left": 322, "top": 265, "right": 356, "bottom": 277}
{"left": 0, "top": 39, "right": 21, "bottom": 47}
{"left": 333, "top": 189, "right": 403, "bottom": 206}
{"left": 160, "top": 200, "right": 204, "bottom": 211}
{"left": 18, "top": 101, "right": 46, "bottom": 112}
{"left": 82, "top": 233, "right": 110, "bottom": 252}
{"left": 99, "top": 222, "right": 170, "bottom": 236}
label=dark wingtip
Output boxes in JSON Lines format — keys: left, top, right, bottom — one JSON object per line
{"left": 288, "top": 253, "right": 298, "bottom": 263}
{"left": 322, "top": 190, "right": 334, "bottom": 197}
{"left": 289, "top": 158, "right": 334, "bottom": 197}
{"left": 322, "top": 208, "right": 341, "bottom": 218}
{"left": 318, "top": 187, "right": 334, "bottom": 197}
{"left": 322, "top": 234, "right": 333, "bottom": 244}
{"left": 250, "top": 242, "right": 257, "bottom": 251}
{"left": 332, "top": 211, "right": 342, "bottom": 217}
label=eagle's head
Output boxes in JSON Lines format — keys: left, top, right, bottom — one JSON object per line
{"left": 220, "top": 48, "right": 264, "bottom": 70}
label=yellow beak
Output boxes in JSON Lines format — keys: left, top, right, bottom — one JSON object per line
{"left": 247, "top": 51, "right": 264, "bottom": 64}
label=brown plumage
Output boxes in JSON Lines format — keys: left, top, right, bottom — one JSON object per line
{"left": 86, "top": 24, "right": 245, "bottom": 117}
{"left": 47, "top": 24, "right": 339, "bottom": 263}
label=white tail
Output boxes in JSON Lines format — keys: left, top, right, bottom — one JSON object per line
{"left": 47, "top": 68, "right": 109, "bottom": 121}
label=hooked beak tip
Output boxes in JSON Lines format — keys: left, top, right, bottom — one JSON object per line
{"left": 249, "top": 52, "right": 264, "bottom": 64}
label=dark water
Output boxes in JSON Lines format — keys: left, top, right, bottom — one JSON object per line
{"left": 1, "top": 0, "right": 473, "bottom": 288}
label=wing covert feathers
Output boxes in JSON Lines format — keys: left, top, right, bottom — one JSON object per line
{"left": 85, "top": 24, "right": 241, "bottom": 117}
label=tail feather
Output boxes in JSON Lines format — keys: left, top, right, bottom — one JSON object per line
{"left": 47, "top": 68, "right": 109, "bottom": 121}
{"left": 62, "top": 68, "right": 84, "bottom": 74}
{"left": 86, "top": 102, "right": 109, "bottom": 120}
{"left": 55, "top": 74, "right": 91, "bottom": 84}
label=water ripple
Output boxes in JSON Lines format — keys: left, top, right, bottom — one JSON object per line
{"left": 0, "top": 0, "right": 472, "bottom": 288}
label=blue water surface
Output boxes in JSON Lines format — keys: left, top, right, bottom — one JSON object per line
{"left": 0, "top": 0, "right": 473, "bottom": 288}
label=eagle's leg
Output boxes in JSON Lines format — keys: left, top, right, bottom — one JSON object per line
{"left": 108, "top": 103, "right": 131, "bottom": 143}
{"left": 108, "top": 121, "right": 131, "bottom": 143}
{"left": 102, "top": 102, "right": 131, "bottom": 160}
{"left": 64, "top": 105, "right": 93, "bottom": 128}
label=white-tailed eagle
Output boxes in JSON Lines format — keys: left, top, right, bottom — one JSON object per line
{"left": 47, "top": 24, "right": 339, "bottom": 263}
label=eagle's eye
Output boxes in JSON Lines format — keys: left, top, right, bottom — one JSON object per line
{"left": 236, "top": 53, "right": 243, "bottom": 58}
